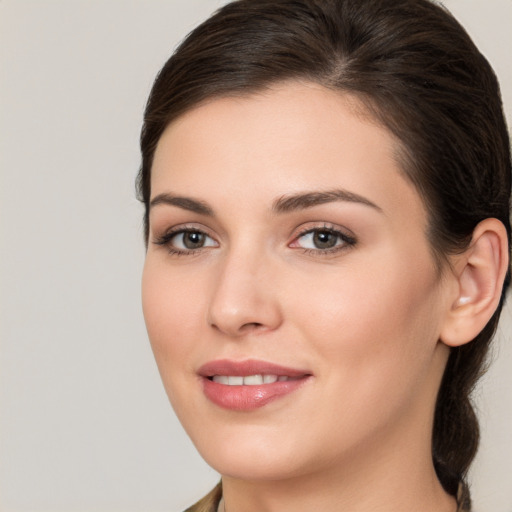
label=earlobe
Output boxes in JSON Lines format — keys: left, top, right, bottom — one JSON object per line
{"left": 440, "top": 218, "right": 509, "bottom": 348}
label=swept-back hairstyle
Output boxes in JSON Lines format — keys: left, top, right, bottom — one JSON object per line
{"left": 138, "top": 0, "right": 511, "bottom": 503}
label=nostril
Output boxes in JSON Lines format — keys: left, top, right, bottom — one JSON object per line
{"left": 240, "top": 322, "right": 264, "bottom": 331}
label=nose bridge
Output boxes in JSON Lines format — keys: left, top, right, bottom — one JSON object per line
{"left": 207, "top": 241, "right": 282, "bottom": 336}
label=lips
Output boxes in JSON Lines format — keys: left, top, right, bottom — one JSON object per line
{"left": 198, "top": 359, "right": 312, "bottom": 411}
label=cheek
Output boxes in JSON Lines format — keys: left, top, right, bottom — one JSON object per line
{"left": 141, "top": 259, "right": 206, "bottom": 372}
{"left": 141, "top": 258, "right": 214, "bottom": 423}
{"left": 286, "top": 250, "right": 443, "bottom": 389}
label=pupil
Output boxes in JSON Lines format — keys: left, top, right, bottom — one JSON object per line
{"left": 184, "top": 231, "right": 204, "bottom": 249}
{"left": 313, "top": 230, "right": 336, "bottom": 249}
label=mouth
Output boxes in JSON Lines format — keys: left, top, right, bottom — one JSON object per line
{"left": 209, "top": 374, "right": 303, "bottom": 385}
{"left": 198, "top": 359, "right": 312, "bottom": 411}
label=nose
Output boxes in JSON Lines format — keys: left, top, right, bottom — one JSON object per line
{"left": 207, "top": 250, "right": 283, "bottom": 337}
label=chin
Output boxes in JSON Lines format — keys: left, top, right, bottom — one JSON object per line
{"left": 204, "top": 451, "right": 307, "bottom": 482}
{"left": 188, "top": 424, "right": 313, "bottom": 481}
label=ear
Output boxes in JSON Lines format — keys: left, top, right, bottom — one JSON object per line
{"left": 440, "top": 218, "right": 509, "bottom": 347}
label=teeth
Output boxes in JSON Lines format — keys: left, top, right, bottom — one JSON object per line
{"left": 243, "top": 374, "right": 263, "bottom": 385}
{"left": 212, "top": 374, "right": 285, "bottom": 385}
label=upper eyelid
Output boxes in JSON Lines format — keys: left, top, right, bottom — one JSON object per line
{"left": 152, "top": 223, "right": 217, "bottom": 240}
{"left": 292, "top": 222, "right": 356, "bottom": 238}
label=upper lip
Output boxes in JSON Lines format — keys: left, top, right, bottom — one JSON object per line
{"left": 198, "top": 359, "right": 311, "bottom": 378}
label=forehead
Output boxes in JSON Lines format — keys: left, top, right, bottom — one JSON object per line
{"left": 151, "top": 81, "right": 426, "bottom": 226}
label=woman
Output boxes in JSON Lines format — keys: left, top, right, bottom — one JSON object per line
{"left": 138, "top": 0, "right": 511, "bottom": 510}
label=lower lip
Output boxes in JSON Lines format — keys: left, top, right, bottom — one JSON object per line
{"left": 202, "top": 377, "right": 310, "bottom": 411}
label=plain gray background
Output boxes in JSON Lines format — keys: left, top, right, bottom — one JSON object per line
{"left": 1, "top": 1, "right": 511, "bottom": 511}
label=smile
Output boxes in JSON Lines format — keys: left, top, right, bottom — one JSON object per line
{"left": 210, "top": 374, "right": 301, "bottom": 385}
{"left": 199, "top": 360, "right": 312, "bottom": 411}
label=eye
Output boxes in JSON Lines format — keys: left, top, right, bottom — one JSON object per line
{"left": 291, "top": 226, "right": 356, "bottom": 253}
{"left": 153, "top": 228, "right": 218, "bottom": 254}
{"left": 171, "top": 230, "right": 216, "bottom": 250}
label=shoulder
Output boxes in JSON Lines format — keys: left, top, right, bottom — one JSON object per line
{"left": 183, "top": 482, "right": 222, "bottom": 512}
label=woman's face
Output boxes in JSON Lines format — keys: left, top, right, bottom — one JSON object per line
{"left": 142, "top": 82, "right": 454, "bottom": 481}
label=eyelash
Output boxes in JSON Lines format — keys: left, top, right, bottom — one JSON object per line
{"left": 153, "top": 226, "right": 217, "bottom": 256}
{"left": 292, "top": 224, "right": 357, "bottom": 256}
{"left": 152, "top": 224, "right": 357, "bottom": 256}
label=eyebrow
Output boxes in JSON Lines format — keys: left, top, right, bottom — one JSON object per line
{"left": 150, "top": 193, "right": 214, "bottom": 216}
{"left": 272, "top": 189, "right": 382, "bottom": 213}
{"left": 149, "top": 188, "right": 382, "bottom": 217}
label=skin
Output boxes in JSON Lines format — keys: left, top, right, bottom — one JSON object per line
{"left": 142, "top": 82, "right": 460, "bottom": 511}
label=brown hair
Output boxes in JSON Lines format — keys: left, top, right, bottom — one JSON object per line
{"left": 138, "top": 0, "right": 511, "bottom": 502}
